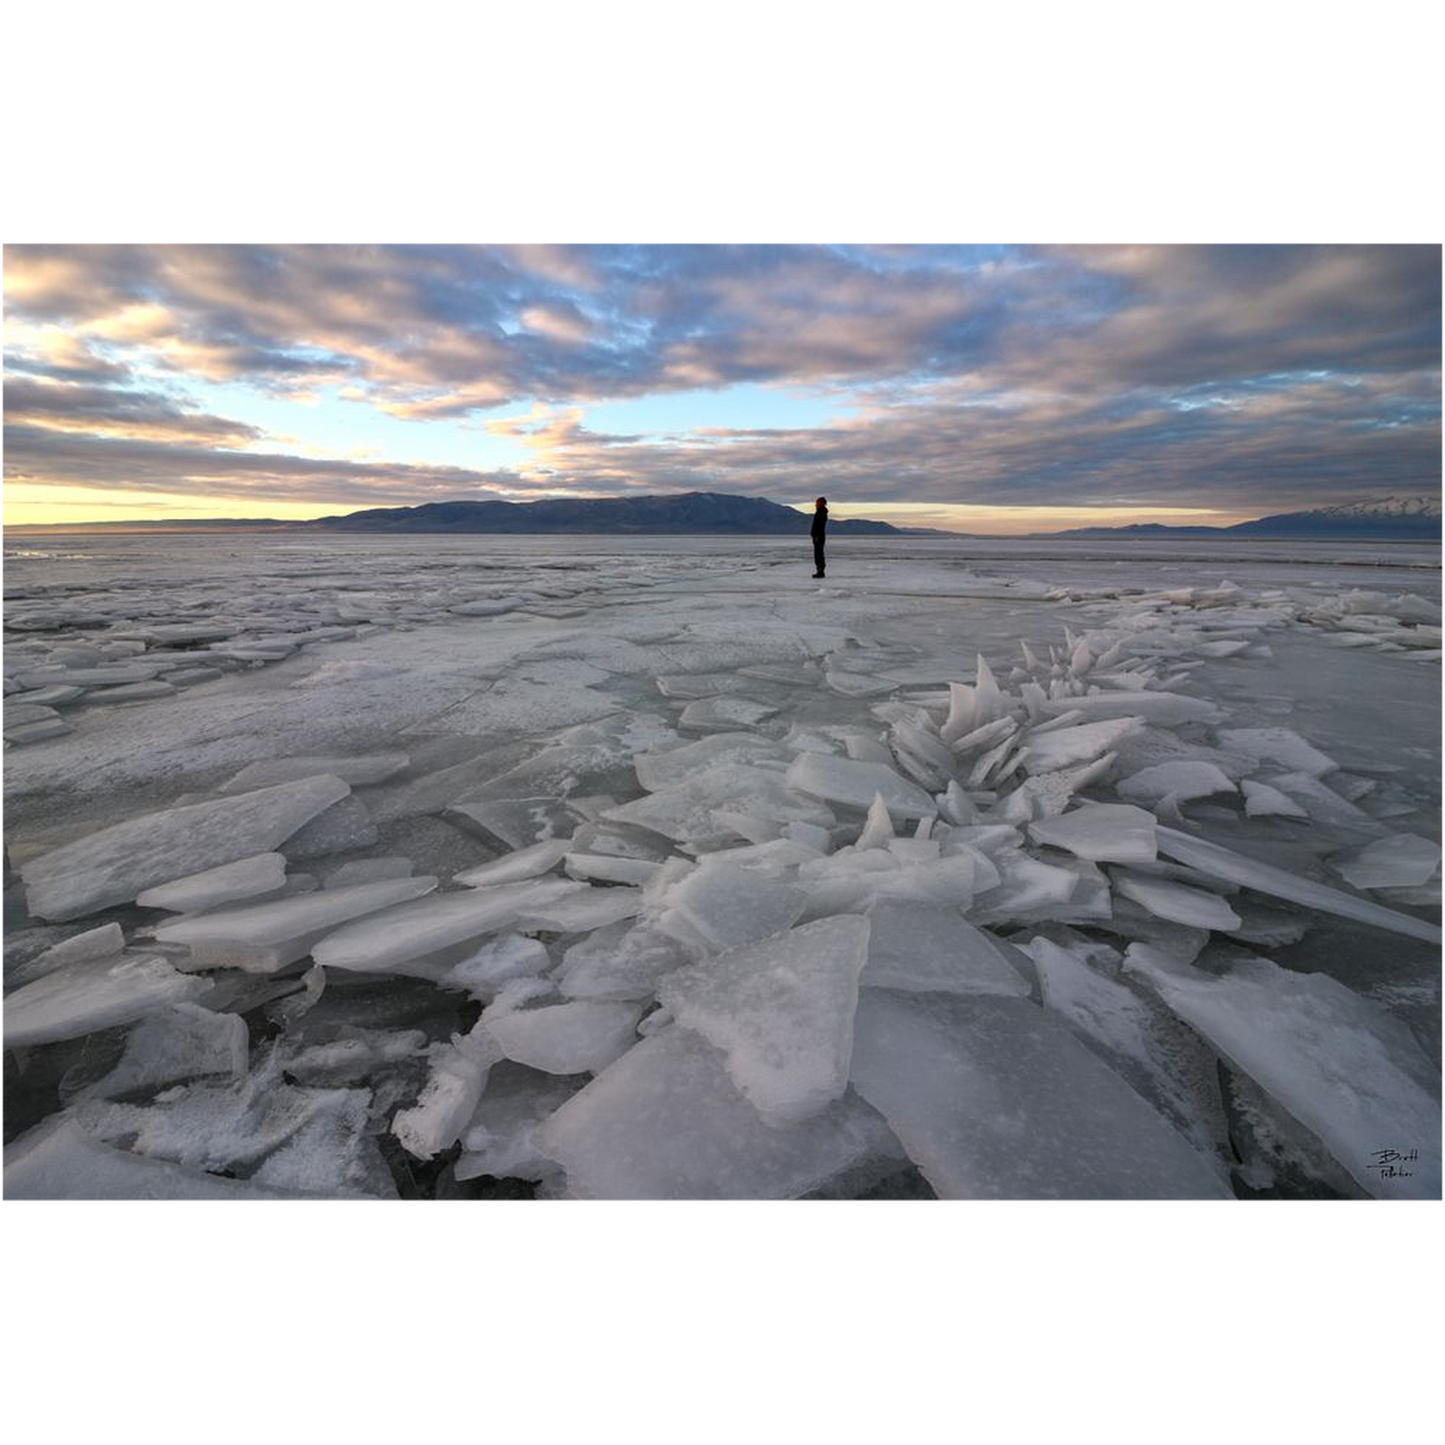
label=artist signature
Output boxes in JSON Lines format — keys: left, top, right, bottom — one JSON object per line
{"left": 1368, "top": 1148, "right": 1419, "bottom": 1179}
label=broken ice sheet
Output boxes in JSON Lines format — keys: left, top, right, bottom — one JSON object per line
{"left": 1124, "top": 946, "right": 1442, "bottom": 1199}
{"left": 1026, "top": 803, "right": 1157, "bottom": 865}
{"left": 785, "top": 752, "right": 937, "bottom": 819}
{"left": 536, "top": 1025, "right": 902, "bottom": 1199}
{"left": 1330, "top": 834, "right": 1441, "bottom": 891}
{"left": 486, "top": 1000, "right": 644, "bottom": 1075}
{"left": 4, "top": 953, "right": 209, "bottom": 1048}
{"left": 82, "top": 1002, "right": 248, "bottom": 1100}
{"left": 860, "top": 901, "right": 1031, "bottom": 998}
{"left": 135, "top": 853, "right": 288, "bottom": 912}
{"left": 657, "top": 916, "right": 870, "bottom": 1125}
{"left": 848, "top": 990, "right": 1232, "bottom": 1199}
{"left": 21, "top": 775, "right": 350, "bottom": 921}
{"left": 456, "top": 1063, "right": 587, "bottom": 1182}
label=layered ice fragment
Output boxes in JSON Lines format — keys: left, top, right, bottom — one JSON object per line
{"left": 784, "top": 753, "right": 937, "bottom": 819}
{"left": 657, "top": 916, "right": 870, "bottom": 1125}
{"left": 135, "top": 853, "right": 288, "bottom": 912}
{"left": 21, "top": 775, "right": 350, "bottom": 921}
{"left": 1027, "top": 803, "right": 1158, "bottom": 865}
{"left": 536, "top": 1026, "right": 902, "bottom": 1199}
{"left": 1124, "top": 947, "right": 1441, "bottom": 1199}
{"left": 860, "top": 901, "right": 1030, "bottom": 997}
{"left": 848, "top": 991, "right": 1233, "bottom": 1198}
{"left": 1330, "top": 835, "right": 1441, "bottom": 891}
{"left": 486, "top": 1001, "right": 644, "bottom": 1075}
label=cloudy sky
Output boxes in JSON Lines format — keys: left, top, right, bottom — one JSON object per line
{"left": 3, "top": 243, "right": 1439, "bottom": 531}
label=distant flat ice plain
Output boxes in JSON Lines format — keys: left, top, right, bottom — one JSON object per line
{"left": 3, "top": 533, "right": 1441, "bottom": 1200}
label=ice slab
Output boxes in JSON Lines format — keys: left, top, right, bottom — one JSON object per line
{"left": 1022, "top": 717, "right": 1142, "bottom": 773}
{"left": 632, "top": 732, "right": 788, "bottom": 793}
{"left": 487, "top": 1001, "right": 644, "bottom": 1075}
{"left": 1155, "top": 827, "right": 1441, "bottom": 944}
{"left": 657, "top": 916, "right": 869, "bottom": 1125}
{"left": 1026, "top": 938, "right": 1231, "bottom": 1166}
{"left": 1118, "top": 762, "right": 1237, "bottom": 806}
{"left": 1217, "top": 727, "right": 1337, "bottom": 777}
{"left": 1027, "top": 803, "right": 1158, "bottom": 865}
{"left": 446, "top": 934, "right": 553, "bottom": 999}
{"left": 4, "top": 953, "right": 209, "bottom": 1047}
{"left": 603, "top": 764, "right": 835, "bottom": 848}
{"left": 456, "top": 1063, "right": 586, "bottom": 1182}
{"left": 1040, "top": 691, "right": 1221, "bottom": 725}
{"left": 312, "top": 878, "right": 584, "bottom": 974}
{"left": 282, "top": 794, "right": 379, "bottom": 859}
{"left": 848, "top": 991, "right": 1233, "bottom": 1199}
{"left": 326, "top": 856, "right": 415, "bottom": 888}
{"left": 1331, "top": 835, "right": 1441, "bottom": 891}
{"left": 1241, "top": 780, "right": 1309, "bottom": 819}
{"left": 154, "top": 875, "right": 439, "bottom": 973}
{"left": 558, "top": 920, "right": 694, "bottom": 1001}
{"left": 679, "top": 696, "right": 778, "bottom": 730}
{"left": 517, "top": 885, "right": 643, "bottom": 933}
{"left": 4, "top": 1117, "right": 306, "bottom": 1200}
{"left": 657, "top": 863, "right": 807, "bottom": 951}
{"left": 84, "top": 1002, "right": 248, "bottom": 1100}
{"left": 536, "top": 1026, "right": 901, "bottom": 1199}
{"left": 24, "top": 922, "right": 126, "bottom": 978}
{"left": 861, "top": 901, "right": 1030, "bottom": 998}
{"left": 785, "top": 753, "right": 937, "bottom": 819}
{"left": 21, "top": 775, "right": 350, "bottom": 921}
{"left": 220, "top": 753, "right": 410, "bottom": 791}
{"left": 136, "top": 853, "right": 288, "bottom": 912}
{"left": 392, "top": 1022, "right": 503, "bottom": 1160}
{"left": 1113, "top": 870, "right": 1242, "bottom": 931}
{"left": 1125, "top": 947, "right": 1441, "bottom": 1199}
{"left": 453, "top": 839, "right": 571, "bottom": 887}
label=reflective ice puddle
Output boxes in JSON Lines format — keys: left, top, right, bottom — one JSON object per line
{"left": 3, "top": 534, "right": 1440, "bottom": 1199}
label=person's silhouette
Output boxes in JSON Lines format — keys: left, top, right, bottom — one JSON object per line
{"left": 811, "top": 496, "right": 828, "bottom": 578}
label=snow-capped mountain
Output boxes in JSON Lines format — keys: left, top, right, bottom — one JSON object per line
{"left": 1048, "top": 495, "right": 1441, "bottom": 541}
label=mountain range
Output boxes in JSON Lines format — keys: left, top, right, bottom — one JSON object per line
{"left": 6, "top": 491, "right": 1439, "bottom": 540}
{"left": 1040, "top": 495, "right": 1441, "bottom": 541}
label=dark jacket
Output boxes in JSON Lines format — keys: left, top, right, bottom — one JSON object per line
{"left": 810, "top": 506, "right": 828, "bottom": 539}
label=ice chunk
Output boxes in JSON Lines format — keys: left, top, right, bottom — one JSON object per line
{"left": 855, "top": 793, "right": 897, "bottom": 850}
{"left": 1026, "top": 938, "right": 1231, "bottom": 1166}
{"left": 537, "top": 1026, "right": 901, "bottom": 1199}
{"left": 1241, "top": 780, "right": 1309, "bottom": 818}
{"left": 452, "top": 839, "right": 571, "bottom": 887}
{"left": 326, "top": 856, "right": 415, "bottom": 888}
{"left": 1124, "top": 947, "right": 1441, "bottom": 1199}
{"left": 1264, "top": 772, "right": 1382, "bottom": 833}
{"left": 632, "top": 733, "right": 787, "bottom": 792}
{"left": 1027, "top": 803, "right": 1157, "bottom": 865}
{"left": 1217, "top": 727, "right": 1337, "bottom": 777}
{"left": 848, "top": 991, "right": 1232, "bottom": 1198}
{"left": 679, "top": 696, "right": 778, "bottom": 730}
{"left": 1022, "top": 717, "right": 1142, "bottom": 773}
{"left": 154, "top": 875, "right": 439, "bottom": 973}
{"left": 1040, "top": 691, "right": 1221, "bottom": 725}
{"left": 939, "top": 656, "right": 1009, "bottom": 744}
{"left": 21, "top": 775, "right": 350, "bottom": 921}
{"left": 785, "top": 753, "right": 937, "bottom": 819}
{"left": 282, "top": 794, "right": 379, "bottom": 859}
{"left": 4, "top": 953, "right": 209, "bottom": 1047}
{"left": 517, "top": 885, "right": 643, "bottom": 933}
{"left": 448, "top": 796, "right": 579, "bottom": 851}
{"left": 312, "top": 878, "right": 585, "bottom": 974}
{"left": 456, "top": 1063, "right": 586, "bottom": 1182}
{"left": 4, "top": 1118, "right": 305, "bottom": 1200}
{"left": 1117, "top": 762, "right": 1236, "bottom": 805}
{"left": 861, "top": 901, "right": 1030, "bottom": 997}
{"left": 657, "top": 863, "right": 806, "bottom": 951}
{"left": 558, "top": 921, "right": 693, "bottom": 1001}
{"left": 84, "top": 1002, "right": 248, "bottom": 1100}
{"left": 220, "top": 753, "right": 410, "bottom": 791}
{"left": 24, "top": 922, "right": 126, "bottom": 977}
{"left": 564, "top": 852, "right": 660, "bottom": 885}
{"left": 603, "top": 764, "right": 834, "bottom": 848}
{"left": 972, "top": 854, "right": 1078, "bottom": 919}
{"left": 487, "top": 1001, "right": 644, "bottom": 1075}
{"left": 392, "top": 1022, "right": 503, "bottom": 1160}
{"left": 136, "top": 853, "right": 288, "bottom": 912}
{"left": 445, "top": 934, "right": 553, "bottom": 998}
{"left": 1330, "top": 835, "right": 1441, "bottom": 891}
{"left": 1155, "top": 827, "right": 1442, "bottom": 944}
{"left": 657, "top": 916, "right": 869, "bottom": 1125}
{"left": 1113, "top": 870, "right": 1243, "bottom": 931}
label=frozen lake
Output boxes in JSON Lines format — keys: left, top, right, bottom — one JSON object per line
{"left": 4, "top": 532, "right": 1441, "bottom": 1199}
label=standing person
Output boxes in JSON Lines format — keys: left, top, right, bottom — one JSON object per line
{"left": 810, "top": 496, "right": 828, "bottom": 578}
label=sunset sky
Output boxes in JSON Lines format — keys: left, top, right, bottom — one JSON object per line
{"left": 3, "top": 243, "right": 1440, "bottom": 532}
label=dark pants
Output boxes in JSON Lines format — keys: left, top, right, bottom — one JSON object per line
{"left": 812, "top": 537, "right": 825, "bottom": 574}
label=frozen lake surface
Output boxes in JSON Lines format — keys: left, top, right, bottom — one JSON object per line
{"left": 4, "top": 532, "right": 1440, "bottom": 1198}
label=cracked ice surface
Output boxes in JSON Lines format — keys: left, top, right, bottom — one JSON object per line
{"left": 4, "top": 532, "right": 1439, "bottom": 1199}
